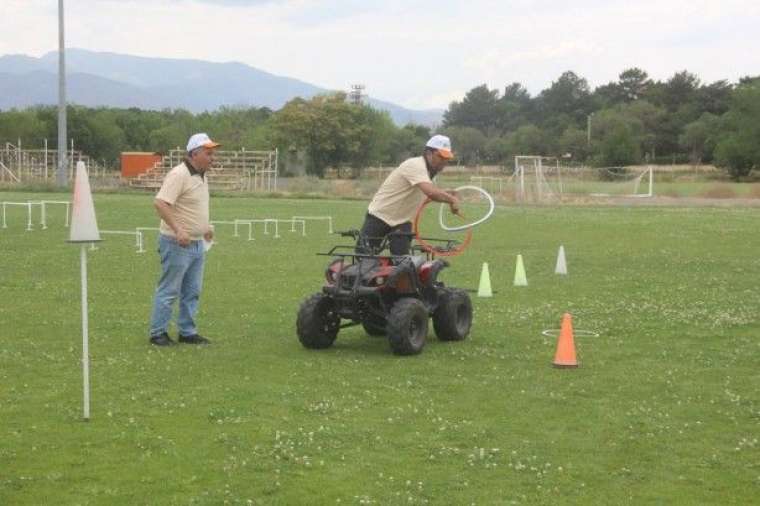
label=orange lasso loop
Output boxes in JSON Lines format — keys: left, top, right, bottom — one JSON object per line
{"left": 413, "top": 198, "right": 472, "bottom": 257}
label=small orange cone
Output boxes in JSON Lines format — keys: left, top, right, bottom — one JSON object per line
{"left": 553, "top": 313, "right": 578, "bottom": 368}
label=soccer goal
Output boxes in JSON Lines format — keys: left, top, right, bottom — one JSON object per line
{"left": 512, "top": 156, "right": 564, "bottom": 202}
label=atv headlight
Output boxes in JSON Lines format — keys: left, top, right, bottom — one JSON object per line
{"left": 374, "top": 276, "right": 386, "bottom": 286}
{"left": 325, "top": 259, "right": 344, "bottom": 284}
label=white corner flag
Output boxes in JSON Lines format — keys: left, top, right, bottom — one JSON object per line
{"left": 67, "top": 161, "right": 101, "bottom": 421}
{"left": 555, "top": 245, "right": 568, "bottom": 275}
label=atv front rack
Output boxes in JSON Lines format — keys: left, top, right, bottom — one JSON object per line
{"left": 320, "top": 229, "right": 462, "bottom": 260}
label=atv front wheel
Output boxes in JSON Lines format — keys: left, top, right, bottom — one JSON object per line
{"left": 297, "top": 293, "right": 340, "bottom": 349}
{"left": 432, "top": 288, "right": 472, "bottom": 341}
{"left": 387, "top": 298, "right": 428, "bottom": 355}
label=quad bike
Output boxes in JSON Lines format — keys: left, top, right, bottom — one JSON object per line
{"left": 296, "top": 230, "right": 473, "bottom": 355}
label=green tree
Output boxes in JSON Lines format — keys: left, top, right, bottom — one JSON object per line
{"left": 497, "top": 82, "right": 533, "bottom": 133}
{"left": 505, "top": 125, "right": 545, "bottom": 157}
{"left": 536, "top": 71, "right": 591, "bottom": 128}
{"left": 714, "top": 81, "right": 760, "bottom": 179}
{"left": 386, "top": 124, "right": 430, "bottom": 164}
{"left": 597, "top": 124, "right": 641, "bottom": 167}
{"left": 618, "top": 68, "right": 652, "bottom": 102}
{"left": 271, "top": 93, "right": 391, "bottom": 177}
{"left": 679, "top": 113, "right": 719, "bottom": 164}
{"left": 589, "top": 107, "right": 644, "bottom": 166}
{"left": 558, "top": 126, "right": 589, "bottom": 161}
{"left": 443, "top": 84, "right": 501, "bottom": 134}
{"left": 439, "top": 126, "right": 487, "bottom": 165}
{"left": 483, "top": 136, "right": 511, "bottom": 165}
{"left": 0, "top": 109, "right": 48, "bottom": 146}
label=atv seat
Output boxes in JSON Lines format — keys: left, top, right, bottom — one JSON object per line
{"left": 410, "top": 255, "right": 427, "bottom": 269}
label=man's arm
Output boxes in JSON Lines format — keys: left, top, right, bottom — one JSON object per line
{"left": 417, "top": 182, "right": 461, "bottom": 215}
{"left": 154, "top": 198, "right": 191, "bottom": 246}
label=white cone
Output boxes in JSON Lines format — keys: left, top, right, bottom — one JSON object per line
{"left": 69, "top": 161, "right": 101, "bottom": 243}
{"left": 555, "top": 245, "right": 567, "bottom": 275}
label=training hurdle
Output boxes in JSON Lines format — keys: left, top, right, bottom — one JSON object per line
{"left": 2, "top": 200, "right": 71, "bottom": 230}
{"left": 291, "top": 215, "right": 333, "bottom": 234}
{"left": 274, "top": 218, "right": 306, "bottom": 237}
{"left": 97, "top": 230, "right": 142, "bottom": 252}
{"left": 38, "top": 200, "right": 71, "bottom": 229}
{"left": 210, "top": 220, "right": 239, "bottom": 239}
{"left": 2, "top": 201, "right": 37, "bottom": 230}
{"left": 258, "top": 218, "right": 280, "bottom": 239}
{"left": 233, "top": 218, "right": 306, "bottom": 240}
{"left": 135, "top": 227, "right": 159, "bottom": 253}
{"left": 233, "top": 219, "right": 270, "bottom": 241}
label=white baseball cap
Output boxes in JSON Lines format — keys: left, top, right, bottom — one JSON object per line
{"left": 186, "top": 133, "right": 221, "bottom": 152}
{"left": 426, "top": 134, "right": 454, "bottom": 159}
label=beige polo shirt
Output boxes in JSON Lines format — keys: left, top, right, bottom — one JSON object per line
{"left": 367, "top": 156, "right": 432, "bottom": 227}
{"left": 156, "top": 162, "right": 210, "bottom": 240}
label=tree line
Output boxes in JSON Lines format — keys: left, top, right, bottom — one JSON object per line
{"left": 0, "top": 68, "right": 757, "bottom": 179}
{"left": 442, "top": 69, "right": 760, "bottom": 179}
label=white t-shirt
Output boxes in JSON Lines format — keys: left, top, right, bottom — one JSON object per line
{"left": 155, "top": 162, "right": 210, "bottom": 240}
{"left": 367, "top": 156, "right": 431, "bottom": 226}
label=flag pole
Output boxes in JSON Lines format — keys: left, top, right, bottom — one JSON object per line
{"left": 80, "top": 243, "right": 90, "bottom": 420}
{"left": 68, "top": 161, "right": 101, "bottom": 421}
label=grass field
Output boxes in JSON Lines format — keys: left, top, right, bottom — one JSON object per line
{"left": 1, "top": 190, "right": 759, "bottom": 505}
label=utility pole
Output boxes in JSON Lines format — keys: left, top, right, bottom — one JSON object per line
{"left": 56, "top": 0, "right": 68, "bottom": 187}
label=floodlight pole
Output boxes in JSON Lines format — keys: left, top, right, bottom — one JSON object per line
{"left": 56, "top": 0, "right": 68, "bottom": 187}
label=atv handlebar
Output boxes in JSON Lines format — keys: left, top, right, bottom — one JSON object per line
{"left": 337, "top": 229, "right": 361, "bottom": 238}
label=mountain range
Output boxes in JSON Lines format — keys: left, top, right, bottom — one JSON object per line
{"left": 0, "top": 49, "right": 442, "bottom": 126}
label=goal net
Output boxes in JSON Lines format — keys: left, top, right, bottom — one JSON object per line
{"left": 583, "top": 166, "right": 653, "bottom": 198}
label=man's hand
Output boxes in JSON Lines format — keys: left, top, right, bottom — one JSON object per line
{"left": 203, "top": 225, "right": 214, "bottom": 242}
{"left": 176, "top": 229, "right": 191, "bottom": 247}
{"left": 448, "top": 194, "right": 462, "bottom": 216}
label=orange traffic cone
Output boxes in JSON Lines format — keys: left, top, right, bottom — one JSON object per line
{"left": 552, "top": 313, "right": 578, "bottom": 368}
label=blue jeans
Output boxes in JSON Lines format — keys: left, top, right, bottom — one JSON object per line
{"left": 149, "top": 234, "right": 205, "bottom": 337}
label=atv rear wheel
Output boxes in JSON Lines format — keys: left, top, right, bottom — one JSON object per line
{"left": 387, "top": 298, "right": 428, "bottom": 355}
{"left": 297, "top": 293, "right": 340, "bottom": 349}
{"left": 432, "top": 288, "right": 472, "bottom": 341}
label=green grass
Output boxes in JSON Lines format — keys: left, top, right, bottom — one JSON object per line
{"left": 1, "top": 191, "right": 759, "bottom": 505}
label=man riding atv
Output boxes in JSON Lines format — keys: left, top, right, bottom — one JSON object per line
{"left": 357, "top": 134, "right": 462, "bottom": 256}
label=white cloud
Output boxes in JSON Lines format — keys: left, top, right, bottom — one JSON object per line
{"left": 3, "top": 0, "right": 759, "bottom": 109}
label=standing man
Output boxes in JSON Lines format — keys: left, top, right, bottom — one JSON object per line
{"left": 358, "top": 134, "right": 460, "bottom": 255}
{"left": 148, "top": 133, "right": 220, "bottom": 346}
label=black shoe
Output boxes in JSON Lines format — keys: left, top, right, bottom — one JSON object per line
{"left": 178, "top": 333, "right": 211, "bottom": 345}
{"left": 150, "top": 332, "right": 175, "bottom": 346}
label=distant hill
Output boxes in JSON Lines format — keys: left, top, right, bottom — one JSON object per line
{"left": 0, "top": 49, "right": 442, "bottom": 126}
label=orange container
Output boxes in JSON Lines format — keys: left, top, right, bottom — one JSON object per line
{"left": 121, "top": 152, "right": 162, "bottom": 177}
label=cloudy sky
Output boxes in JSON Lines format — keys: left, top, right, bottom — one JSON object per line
{"left": 4, "top": 0, "right": 758, "bottom": 110}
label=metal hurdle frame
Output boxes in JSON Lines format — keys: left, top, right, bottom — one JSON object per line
{"left": 233, "top": 218, "right": 306, "bottom": 240}
{"left": 39, "top": 200, "right": 71, "bottom": 229}
{"left": 291, "top": 215, "right": 333, "bottom": 234}
{"left": 2, "top": 201, "right": 35, "bottom": 230}
{"left": 97, "top": 230, "right": 143, "bottom": 252}
{"left": 135, "top": 227, "right": 160, "bottom": 253}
